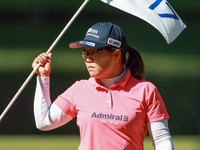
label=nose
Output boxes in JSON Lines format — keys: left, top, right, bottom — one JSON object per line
{"left": 84, "top": 55, "right": 94, "bottom": 63}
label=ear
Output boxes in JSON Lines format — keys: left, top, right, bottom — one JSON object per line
{"left": 113, "top": 49, "right": 121, "bottom": 60}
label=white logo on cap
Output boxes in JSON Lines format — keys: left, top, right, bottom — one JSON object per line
{"left": 86, "top": 28, "right": 99, "bottom": 39}
{"left": 107, "top": 38, "right": 121, "bottom": 48}
{"left": 87, "top": 28, "right": 98, "bottom": 34}
{"left": 79, "top": 41, "right": 95, "bottom": 47}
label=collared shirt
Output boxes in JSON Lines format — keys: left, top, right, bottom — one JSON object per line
{"left": 55, "top": 68, "right": 169, "bottom": 150}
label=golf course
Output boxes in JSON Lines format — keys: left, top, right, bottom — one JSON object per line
{"left": 0, "top": 0, "right": 199, "bottom": 149}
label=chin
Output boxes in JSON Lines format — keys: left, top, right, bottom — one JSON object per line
{"left": 89, "top": 73, "right": 100, "bottom": 78}
{"left": 88, "top": 71, "right": 103, "bottom": 78}
{"left": 90, "top": 74, "right": 98, "bottom": 78}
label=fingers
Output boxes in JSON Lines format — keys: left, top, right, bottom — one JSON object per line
{"left": 32, "top": 53, "right": 51, "bottom": 67}
{"left": 32, "top": 53, "right": 52, "bottom": 77}
{"left": 36, "top": 53, "right": 51, "bottom": 66}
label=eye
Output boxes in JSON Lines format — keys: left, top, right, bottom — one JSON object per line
{"left": 90, "top": 49, "right": 95, "bottom": 55}
{"left": 91, "top": 49, "right": 98, "bottom": 55}
{"left": 81, "top": 49, "right": 87, "bottom": 55}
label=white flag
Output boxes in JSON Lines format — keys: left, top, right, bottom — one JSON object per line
{"left": 101, "top": 0, "right": 186, "bottom": 44}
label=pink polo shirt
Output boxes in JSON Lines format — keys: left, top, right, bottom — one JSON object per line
{"left": 55, "top": 69, "right": 169, "bottom": 150}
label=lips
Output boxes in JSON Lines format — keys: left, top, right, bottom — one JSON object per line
{"left": 87, "top": 65, "right": 95, "bottom": 71}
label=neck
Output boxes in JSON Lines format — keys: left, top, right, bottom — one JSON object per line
{"left": 100, "top": 69, "right": 126, "bottom": 89}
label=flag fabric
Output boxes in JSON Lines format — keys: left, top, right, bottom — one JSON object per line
{"left": 101, "top": 0, "right": 186, "bottom": 44}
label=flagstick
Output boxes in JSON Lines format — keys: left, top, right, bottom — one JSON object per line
{"left": 0, "top": 0, "right": 90, "bottom": 122}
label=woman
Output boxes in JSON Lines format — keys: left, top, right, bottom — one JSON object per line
{"left": 32, "top": 22, "right": 174, "bottom": 150}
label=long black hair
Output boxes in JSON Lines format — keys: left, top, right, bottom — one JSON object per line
{"left": 121, "top": 46, "right": 145, "bottom": 80}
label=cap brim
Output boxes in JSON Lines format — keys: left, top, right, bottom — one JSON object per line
{"left": 69, "top": 40, "right": 107, "bottom": 49}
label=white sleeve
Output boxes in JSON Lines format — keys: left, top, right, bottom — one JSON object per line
{"left": 148, "top": 120, "right": 174, "bottom": 150}
{"left": 34, "top": 76, "right": 73, "bottom": 131}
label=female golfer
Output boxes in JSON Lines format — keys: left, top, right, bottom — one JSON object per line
{"left": 32, "top": 22, "right": 174, "bottom": 150}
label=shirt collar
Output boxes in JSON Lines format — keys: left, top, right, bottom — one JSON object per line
{"left": 88, "top": 68, "right": 131, "bottom": 89}
{"left": 99, "top": 69, "right": 126, "bottom": 89}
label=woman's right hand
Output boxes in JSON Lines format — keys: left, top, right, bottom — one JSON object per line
{"left": 32, "top": 53, "right": 52, "bottom": 77}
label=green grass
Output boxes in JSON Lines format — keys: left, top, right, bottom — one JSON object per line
{"left": 0, "top": 135, "right": 199, "bottom": 150}
{"left": 0, "top": 135, "right": 80, "bottom": 150}
{"left": 142, "top": 52, "right": 200, "bottom": 78}
{"left": 0, "top": 49, "right": 85, "bottom": 73}
{"left": 0, "top": 48, "right": 199, "bottom": 78}
{"left": 144, "top": 135, "right": 200, "bottom": 150}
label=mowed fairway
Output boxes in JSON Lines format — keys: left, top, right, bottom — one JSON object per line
{"left": 0, "top": 135, "right": 199, "bottom": 150}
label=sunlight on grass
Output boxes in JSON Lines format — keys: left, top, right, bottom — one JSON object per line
{"left": 0, "top": 49, "right": 85, "bottom": 73}
{"left": 0, "top": 135, "right": 80, "bottom": 150}
{"left": 143, "top": 53, "right": 199, "bottom": 78}
{"left": 0, "top": 135, "right": 199, "bottom": 150}
{"left": 0, "top": 48, "right": 199, "bottom": 78}
{"left": 144, "top": 136, "right": 200, "bottom": 150}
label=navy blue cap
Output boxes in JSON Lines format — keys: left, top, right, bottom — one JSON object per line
{"left": 69, "top": 22, "right": 128, "bottom": 52}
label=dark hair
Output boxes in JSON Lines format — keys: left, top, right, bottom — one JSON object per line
{"left": 121, "top": 46, "right": 145, "bottom": 80}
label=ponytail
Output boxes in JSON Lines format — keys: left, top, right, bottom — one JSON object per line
{"left": 122, "top": 46, "right": 145, "bottom": 80}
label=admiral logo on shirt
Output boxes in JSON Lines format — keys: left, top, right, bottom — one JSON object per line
{"left": 91, "top": 112, "right": 128, "bottom": 125}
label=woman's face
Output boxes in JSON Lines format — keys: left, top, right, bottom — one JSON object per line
{"left": 81, "top": 48, "right": 119, "bottom": 79}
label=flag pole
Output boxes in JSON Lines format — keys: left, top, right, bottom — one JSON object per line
{"left": 0, "top": 0, "right": 90, "bottom": 122}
